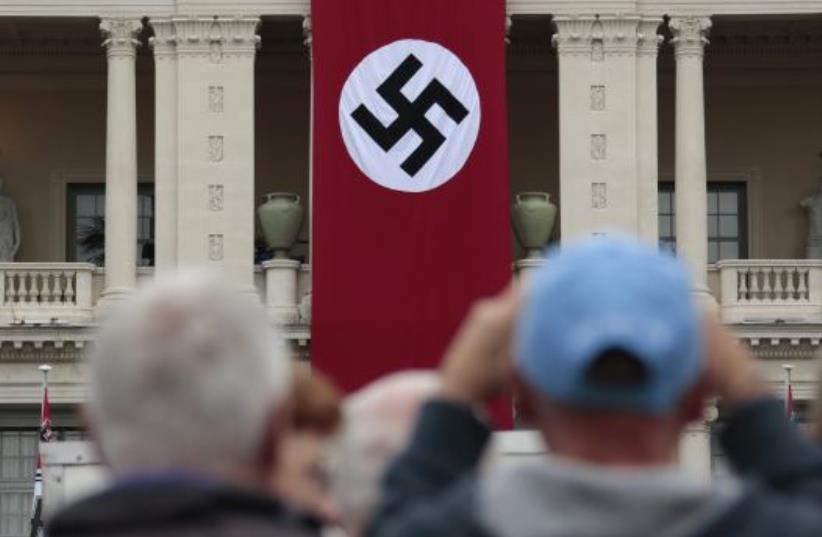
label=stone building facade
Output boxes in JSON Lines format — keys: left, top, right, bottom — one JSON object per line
{"left": 0, "top": 0, "right": 821, "bottom": 533}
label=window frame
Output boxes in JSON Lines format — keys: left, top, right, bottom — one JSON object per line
{"left": 65, "top": 183, "right": 155, "bottom": 266}
{"left": 658, "top": 181, "right": 749, "bottom": 263}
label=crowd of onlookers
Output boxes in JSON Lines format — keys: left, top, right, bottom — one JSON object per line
{"left": 45, "top": 236, "right": 822, "bottom": 537}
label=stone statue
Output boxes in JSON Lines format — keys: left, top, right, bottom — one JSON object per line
{"left": 801, "top": 181, "right": 822, "bottom": 259}
{"left": 0, "top": 178, "right": 20, "bottom": 262}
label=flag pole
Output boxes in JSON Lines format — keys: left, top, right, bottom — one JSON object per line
{"left": 30, "top": 364, "right": 51, "bottom": 537}
{"left": 783, "top": 364, "right": 794, "bottom": 419}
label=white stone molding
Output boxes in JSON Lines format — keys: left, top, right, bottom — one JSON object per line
{"left": 553, "top": 15, "right": 646, "bottom": 57}
{"left": 173, "top": 16, "right": 261, "bottom": 58}
{"left": 302, "top": 14, "right": 312, "bottom": 50}
{"left": 636, "top": 17, "right": 664, "bottom": 56}
{"left": 5, "top": 1, "right": 822, "bottom": 18}
{"left": 100, "top": 18, "right": 143, "bottom": 58}
{"left": 149, "top": 18, "right": 177, "bottom": 59}
{"left": 670, "top": 16, "right": 712, "bottom": 58}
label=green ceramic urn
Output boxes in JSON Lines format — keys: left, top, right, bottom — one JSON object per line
{"left": 512, "top": 192, "right": 557, "bottom": 258}
{"left": 257, "top": 193, "right": 305, "bottom": 259}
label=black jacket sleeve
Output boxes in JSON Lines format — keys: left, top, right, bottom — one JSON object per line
{"left": 720, "top": 398, "right": 822, "bottom": 495}
{"left": 364, "top": 399, "right": 494, "bottom": 537}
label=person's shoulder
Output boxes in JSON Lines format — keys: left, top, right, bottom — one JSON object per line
{"left": 697, "top": 484, "right": 822, "bottom": 537}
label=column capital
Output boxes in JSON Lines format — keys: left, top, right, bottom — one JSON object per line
{"left": 149, "top": 18, "right": 177, "bottom": 59}
{"left": 172, "top": 16, "right": 261, "bottom": 59}
{"left": 637, "top": 18, "right": 663, "bottom": 57}
{"left": 552, "top": 15, "right": 652, "bottom": 57}
{"left": 670, "top": 16, "right": 712, "bottom": 59}
{"left": 302, "top": 15, "right": 312, "bottom": 50}
{"left": 100, "top": 18, "right": 142, "bottom": 58}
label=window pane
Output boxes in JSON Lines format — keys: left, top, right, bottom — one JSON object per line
{"left": 708, "top": 242, "right": 719, "bottom": 264}
{"left": 708, "top": 215, "right": 718, "bottom": 237}
{"left": 719, "top": 192, "right": 738, "bottom": 214}
{"left": 94, "top": 194, "right": 105, "bottom": 216}
{"left": 659, "top": 216, "right": 672, "bottom": 237}
{"left": 659, "top": 240, "right": 676, "bottom": 255}
{"left": 76, "top": 195, "right": 95, "bottom": 217}
{"left": 719, "top": 241, "right": 739, "bottom": 260}
{"left": 658, "top": 191, "right": 672, "bottom": 214}
{"left": 707, "top": 191, "right": 718, "bottom": 214}
{"left": 719, "top": 215, "right": 738, "bottom": 238}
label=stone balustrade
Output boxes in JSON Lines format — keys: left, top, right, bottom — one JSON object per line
{"left": 1, "top": 260, "right": 822, "bottom": 330}
{"left": 0, "top": 263, "right": 96, "bottom": 324}
{"left": 717, "top": 260, "right": 822, "bottom": 324}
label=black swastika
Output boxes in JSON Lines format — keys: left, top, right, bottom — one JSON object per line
{"left": 351, "top": 54, "right": 470, "bottom": 178}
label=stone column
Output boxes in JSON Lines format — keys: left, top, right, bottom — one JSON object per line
{"left": 553, "top": 16, "right": 648, "bottom": 240}
{"left": 149, "top": 20, "right": 178, "bottom": 275}
{"left": 636, "top": 18, "right": 663, "bottom": 243}
{"left": 99, "top": 18, "right": 142, "bottom": 309}
{"left": 174, "top": 17, "right": 260, "bottom": 292}
{"left": 671, "top": 17, "right": 712, "bottom": 296}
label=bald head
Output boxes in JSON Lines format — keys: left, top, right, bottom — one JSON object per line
{"left": 333, "top": 371, "right": 440, "bottom": 535}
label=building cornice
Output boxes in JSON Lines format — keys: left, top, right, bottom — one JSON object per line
{"left": 3, "top": 1, "right": 822, "bottom": 18}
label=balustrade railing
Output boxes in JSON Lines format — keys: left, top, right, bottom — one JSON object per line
{"left": 716, "top": 260, "right": 822, "bottom": 323}
{"left": 0, "top": 264, "right": 95, "bottom": 324}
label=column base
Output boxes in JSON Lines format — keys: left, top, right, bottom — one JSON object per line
{"left": 95, "top": 287, "right": 136, "bottom": 318}
{"left": 692, "top": 284, "right": 718, "bottom": 314}
{"left": 514, "top": 258, "right": 545, "bottom": 281}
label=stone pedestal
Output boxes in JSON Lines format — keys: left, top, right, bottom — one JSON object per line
{"left": 514, "top": 258, "right": 544, "bottom": 282}
{"left": 263, "top": 259, "right": 300, "bottom": 324}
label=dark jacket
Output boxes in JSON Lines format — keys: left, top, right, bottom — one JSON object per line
{"left": 366, "top": 398, "right": 822, "bottom": 537}
{"left": 47, "top": 475, "right": 320, "bottom": 537}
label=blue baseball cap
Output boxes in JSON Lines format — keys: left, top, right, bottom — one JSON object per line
{"left": 515, "top": 236, "right": 703, "bottom": 415}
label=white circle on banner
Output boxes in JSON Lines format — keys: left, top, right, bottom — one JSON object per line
{"left": 339, "top": 39, "right": 481, "bottom": 193}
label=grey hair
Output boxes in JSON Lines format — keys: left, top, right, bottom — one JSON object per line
{"left": 332, "top": 371, "right": 440, "bottom": 534}
{"left": 86, "top": 272, "right": 292, "bottom": 473}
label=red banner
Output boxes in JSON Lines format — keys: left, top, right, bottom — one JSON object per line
{"left": 311, "top": 0, "right": 511, "bottom": 424}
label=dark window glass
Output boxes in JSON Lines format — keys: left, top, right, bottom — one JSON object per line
{"left": 658, "top": 182, "right": 748, "bottom": 263}
{"left": 66, "top": 184, "right": 154, "bottom": 266}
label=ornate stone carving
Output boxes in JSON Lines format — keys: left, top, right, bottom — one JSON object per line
{"left": 209, "top": 184, "right": 224, "bottom": 211}
{"left": 149, "top": 19, "right": 176, "bottom": 59}
{"left": 637, "top": 18, "right": 664, "bottom": 57}
{"left": 553, "top": 16, "right": 654, "bottom": 58}
{"left": 590, "top": 85, "right": 605, "bottom": 111}
{"left": 208, "top": 234, "right": 224, "bottom": 261}
{"left": 592, "top": 182, "right": 607, "bottom": 209}
{"left": 505, "top": 14, "right": 513, "bottom": 45}
{"left": 302, "top": 15, "right": 312, "bottom": 50}
{"left": 208, "top": 136, "right": 224, "bottom": 162}
{"left": 100, "top": 18, "right": 142, "bottom": 58}
{"left": 591, "top": 134, "right": 606, "bottom": 160}
{"left": 209, "top": 86, "right": 224, "bottom": 113}
{"left": 670, "top": 17, "right": 712, "bottom": 58}
{"left": 173, "top": 16, "right": 261, "bottom": 58}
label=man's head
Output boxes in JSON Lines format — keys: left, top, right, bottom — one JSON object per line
{"left": 86, "top": 273, "right": 292, "bottom": 482}
{"left": 514, "top": 237, "right": 706, "bottom": 464}
{"left": 332, "top": 371, "right": 440, "bottom": 535}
